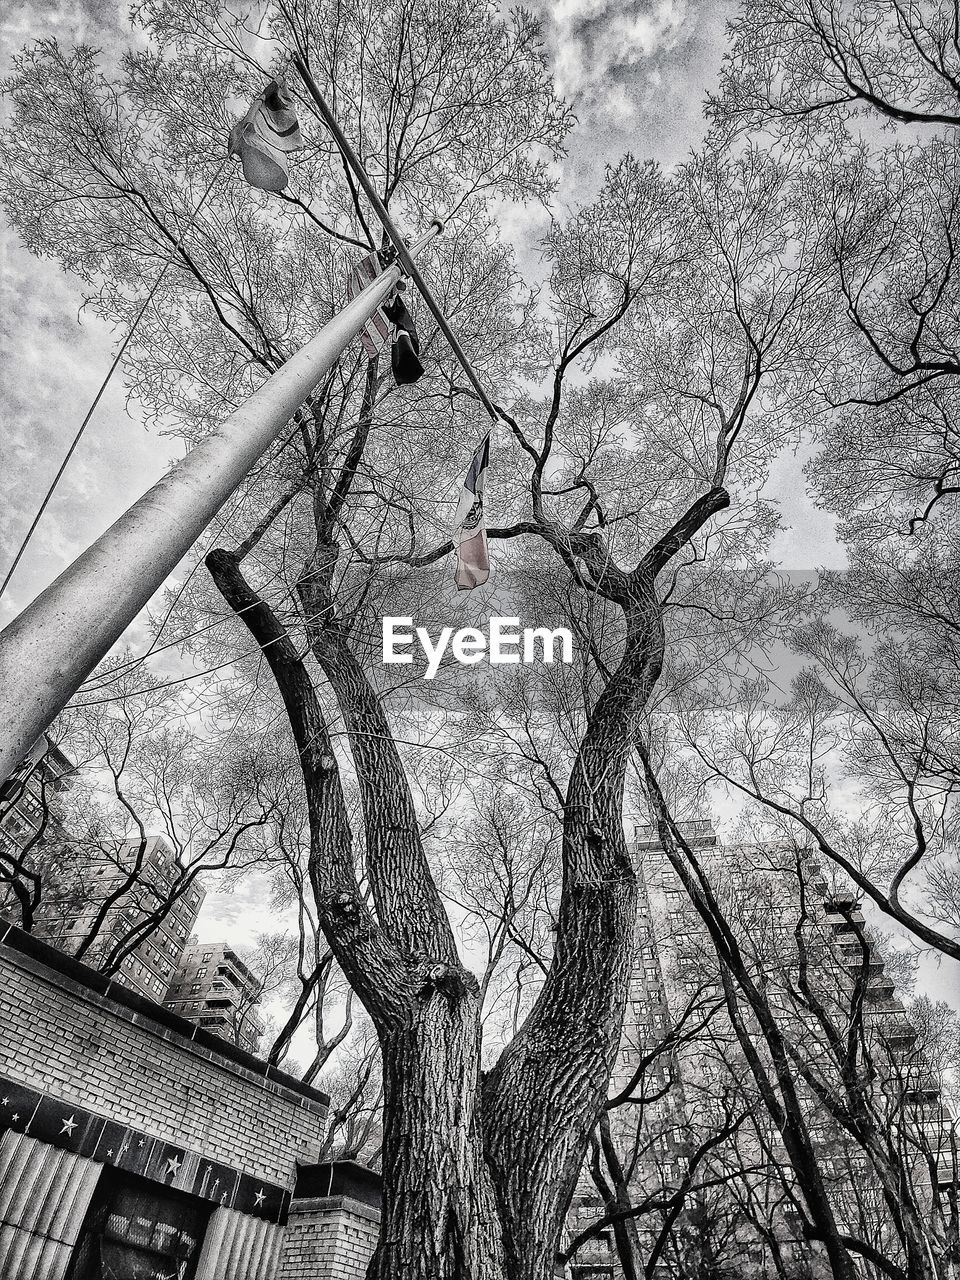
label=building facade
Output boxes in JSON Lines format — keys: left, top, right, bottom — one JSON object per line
{"left": 0, "top": 736, "right": 76, "bottom": 870}
{"left": 31, "top": 834, "right": 206, "bottom": 1004}
{"left": 165, "top": 939, "right": 266, "bottom": 1056}
{"left": 0, "top": 920, "right": 328, "bottom": 1280}
{"left": 564, "top": 821, "right": 958, "bottom": 1279}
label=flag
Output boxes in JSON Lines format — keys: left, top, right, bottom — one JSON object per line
{"left": 453, "top": 433, "right": 491, "bottom": 591}
{"left": 346, "top": 249, "right": 393, "bottom": 358}
{"left": 346, "top": 258, "right": 425, "bottom": 383}
{"left": 228, "top": 78, "right": 303, "bottom": 194}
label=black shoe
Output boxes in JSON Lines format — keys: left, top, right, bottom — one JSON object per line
{"left": 392, "top": 330, "right": 424, "bottom": 384}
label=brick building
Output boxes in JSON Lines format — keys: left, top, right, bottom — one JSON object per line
{"left": 0, "top": 735, "right": 75, "bottom": 865}
{"left": 31, "top": 833, "right": 206, "bottom": 1003}
{"left": 564, "top": 821, "right": 958, "bottom": 1279}
{"left": 165, "top": 938, "right": 266, "bottom": 1055}
{"left": 0, "top": 920, "right": 328, "bottom": 1279}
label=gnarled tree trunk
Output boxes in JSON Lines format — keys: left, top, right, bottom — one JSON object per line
{"left": 208, "top": 483, "right": 731, "bottom": 1280}
{"left": 481, "top": 594, "right": 661, "bottom": 1279}
{"left": 370, "top": 993, "right": 505, "bottom": 1279}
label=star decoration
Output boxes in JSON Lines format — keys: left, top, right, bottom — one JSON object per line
{"left": 165, "top": 1155, "right": 182, "bottom": 1178}
{"left": 11, "top": 1113, "right": 19, "bottom": 1123}
{"left": 60, "top": 1115, "right": 78, "bottom": 1136}
{"left": 253, "top": 1188, "right": 266, "bottom": 1206}
{"left": 1, "top": 1097, "right": 8, "bottom": 1106}
{"left": 106, "top": 1148, "right": 114, "bottom": 1158}
{"left": 138, "top": 1138, "right": 145, "bottom": 1148}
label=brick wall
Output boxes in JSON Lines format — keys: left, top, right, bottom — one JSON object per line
{"left": 0, "top": 926, "right": 326, "bottom": 1188}
{"left": 277, "top": 1196, "right": 380, "bottom": 1279}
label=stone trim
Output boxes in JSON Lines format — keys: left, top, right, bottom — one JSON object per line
{"left": 287, "top": 1195, "right": 382, "bottom": 1228}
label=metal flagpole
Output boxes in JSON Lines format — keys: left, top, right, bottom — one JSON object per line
{"left": 291, "top": 54, "right": 501, "bottom": 425}
{"left": 0, "top": 225, "right": 441, "bottom": 786}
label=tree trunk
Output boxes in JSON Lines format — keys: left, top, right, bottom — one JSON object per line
{"left": 596, "top": 1111, "right": 643, "bottom": 1280}
{"left": 482, "top": 595, "right": 660, "bottom": 1280}
{"left": 208, "top": 478, "right": 727, "bottom": 1280}
{"left": 367, "top": 986, "right": 506, "bottom": 1279}
{"left": 857, "top": 1125, "right": 939, "bottom": 1280}
{"left": 637, "top": 760, "right": 864, "bottom": 1280}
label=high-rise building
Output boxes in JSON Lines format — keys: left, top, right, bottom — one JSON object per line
{"left": 1, "top": 743, "right": 205, "bottom": 1003}
{"left": 31, "top": 833, "right": 206, "bottom": 1002}
{"left": 565, "top": 821, "right": 956, "bottom": 1280}
{"left": 0, "top": 735, "right": 76, "bottom": 862}
{"left": 164, "top": 938, "right": 265, "bottom": 1055}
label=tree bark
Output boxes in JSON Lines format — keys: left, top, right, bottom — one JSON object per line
{"left": 482, "top": 594, "right": 661, "bottom": 1280}
{"left": 367, "top": 986, "right": 506, "bottom": 1279}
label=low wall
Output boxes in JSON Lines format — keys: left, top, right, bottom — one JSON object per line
{"left": 0, "top": 922, "right": 329, "bottom": 1280}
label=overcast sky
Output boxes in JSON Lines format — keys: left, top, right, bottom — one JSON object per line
{"left": 0, "top": 0, "right": 885, "bottom": 1019}
{"left": 0, "top": 0, "right": 841, "bottom": 636}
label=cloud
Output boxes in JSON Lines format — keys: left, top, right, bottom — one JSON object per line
{"left": 1, "top": 0, "right": 125, "bottom": 63}
{"left": 196, "top": 871, "right": 294, "bottom": 946}
{"left": 550, "top": 0, "right": 690, "bottom": 100}
{"left": 0, "top": 235, "right": 175, "bottom": 621}
{"left": 525, "top": 0, "right": 735, "bottom": 199}
{"left": 764, "top": 441, "right": 847, "bottom": 571}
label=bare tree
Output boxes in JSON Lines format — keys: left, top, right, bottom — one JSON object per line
{"left": 0, "top": 4, "right": 853, "bottom": 1276}
{"left": 711, "top": 0, "right": 960, "bottom": 134}
{"left": 0, "top": 663, "right": 280, "bottom": 991}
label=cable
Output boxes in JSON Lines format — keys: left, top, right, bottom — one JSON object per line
{"left": 0, "top": 164, "right": 227, "bottom": 602}
{"left": 293, "top": 54, "right": 500, "bottom": 428}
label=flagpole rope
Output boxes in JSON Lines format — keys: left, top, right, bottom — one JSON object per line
{"left": 291, "top": 53, "right": 502, "bottom": 429}
{"left": 281, "top": 48, "right": 507, "bottom": 590}
{"left": 0, "top": 163, "right": 228, "bottom": 603}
